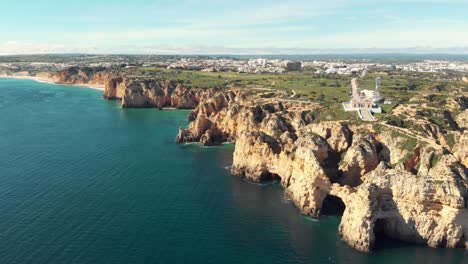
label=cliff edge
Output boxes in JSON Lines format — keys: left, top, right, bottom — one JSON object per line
{"left": 176, "top": 88, "right": 468, "bottom": 252}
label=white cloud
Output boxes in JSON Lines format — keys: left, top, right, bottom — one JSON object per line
{"left": 273, "top": 24, "right": 468, "bottom": 49}
{"left": 1, "top": 40, "right": 467, "bottom": 55}
{"left": 1, "top": 0, "right": 467, "bottom": 54}
{"left": 0, "top": 41, "right": 97, "bottom": 55}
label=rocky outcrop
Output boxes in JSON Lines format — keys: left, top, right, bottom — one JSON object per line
{"left": 176, "top": 89, "right": 321, "bottom": 145}
{"left": 45, "top": 66, "right": 117, "bottom": 88}
{"left": 103, "top": 76, "right": 125, "bottom": 99}
{"left": 299, "top": 122, "right": 351, "bottom": 153}
{"left": 176, "top": 88, "right": 468, "bottom": 252}
{"left": 38, "top": 66, "right": 204, "bottom": 109}
{"left": 50, "top": 66, "right": 460, "bottom": 253}
{"left": 376, "top": 130, "right": 413, "bottom": 165}
{"left": 21, "top": 66, "right": 468, "bottom": 254}
{"left": 103, "top": 74, "right": 204, "bottom": 109}
{"left": 118, "top": 79, "right": 199, "bottom": 109}
{"left": 333, "top": 155, "right": 468, "bottom": 252}
{"left": 453, "top": 132, "right": 468, "bottom": 168}
{"left": 456, "top": 110, "right": 468, "bottom": 130}
{"left": 453, "top": 110, "right": 468, "bottom": 168}
{"left": 231, "top": 129, "right": 333, "bottom": 217}
{"left": 338, "top": 135, "right": 380, "bottom": 186}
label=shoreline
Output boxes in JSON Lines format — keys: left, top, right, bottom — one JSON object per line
{"left": 0, "top": 75, "right": 105, "bottom": 91}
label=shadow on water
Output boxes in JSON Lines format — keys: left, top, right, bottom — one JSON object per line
{"left": 373, "top": 219, "right": 421, "bottom": 251}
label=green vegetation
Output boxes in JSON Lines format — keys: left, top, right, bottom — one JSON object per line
{"left": 445, "top": 134, "right": 456, "bottom": 149}
{"left": 380, "top": 103, "right": 395, "bottom": 114}
{"left": 389, "top": 130, "right": 419, "bottom": 152}
{"left": 358, "top": 72, "right": 468, "bottom": 102}
{"left": 382, "top": 115, "right": 426, "bottom": 136}
{"left": 387, "top": 130, "right": 420, "bottom": 164}
{"left": 385, "top": 115, "right": 407, "bottom": 128}
{"left": 427, "top": 113, "right": 450, "bottom": 130}
{"left": 313, "top": 104, "right": 362, "bottom": 123}
{"left": 129, "top": 68, "right": 467, "bottom": 132}
{"left": 129, "top": 67, "right": 353, "bottom": 103}
{"left": 128, "top": 68, "right": 468, "bottom": 110}
{"left": 403, "top": 137, "right": 419, "bottom": 153}
{"left": 371, "top": 123, "right": 385, "bottom": 134}
{"left": 431, "top": 154, "right": 442, "bottom": 168}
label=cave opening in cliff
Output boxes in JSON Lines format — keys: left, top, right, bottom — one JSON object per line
{"left": 372, "top": 218, "right": 392, "bottom": 249}
{"left": 321, "top": 195, "right": 345, "bottom": 216}
{"left": 373, "top": 218, "right": 385, "bottom": 237}
{"left": 259, "top": 171, "right": 281, "bottom": 182}
{"left": 372, "top": 218, "right": 410, "bottom": 250}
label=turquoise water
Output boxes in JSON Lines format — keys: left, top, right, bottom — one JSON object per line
{"left": 0, "top": 79, "right": 466, "bottom": 264}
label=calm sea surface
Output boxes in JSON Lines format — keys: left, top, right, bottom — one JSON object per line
{"left": 0, "top": 79, "right": 466, "bottom": 264}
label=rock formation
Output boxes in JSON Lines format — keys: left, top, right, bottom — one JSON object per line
{"left": 103, "top": 73, "right": 208, "bottom": 109}
{"left": 37, "top": 66, "right": 203, "bottom": 109}
{"left": 36, "top": 66, "right": 468, "bottom": 253}
{"left": 332, "top": 157, "right": 467, "bottom": 252}
{"left": 338, "top": 135, "right": 380, "bottom": 186}
{"left": 38, "top": 67, "right": 117, "bottom": 88}
{"left": 107, "top": 78, "right": 200, "bottom": 109}
{"left": 176, "top": 88, "right": 468, "bottom": 252}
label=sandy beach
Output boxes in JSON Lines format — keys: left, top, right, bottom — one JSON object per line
{"left": 0, "top": 74, "right": 105, "bottom": 91}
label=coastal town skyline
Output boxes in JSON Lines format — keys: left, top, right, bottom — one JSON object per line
{"left": 1, "top": 0, "right": 468, "bottom": 54}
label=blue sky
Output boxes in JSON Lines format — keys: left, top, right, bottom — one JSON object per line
{"left": 1, "top": 0, "right": 467, "bottom": 54}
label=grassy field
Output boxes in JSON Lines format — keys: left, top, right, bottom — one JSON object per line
{"left": 127, "top": 67, "right": 467, "bottom": 126}
{"left": 128, "top": 67, "right": 353, "bottom": 104}
{"left": 358, "top": 71, "right": 468, "bottom": 102}
{"left": 130, "top": 68, "right": 468, "bottom": 104}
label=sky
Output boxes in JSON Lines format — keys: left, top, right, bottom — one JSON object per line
{"left": 0, "top": 0, "right": 468, "bottom": 54}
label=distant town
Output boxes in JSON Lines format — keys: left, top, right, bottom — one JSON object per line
{"left": 1, "top": 55, "right": 468, "bottom": 77}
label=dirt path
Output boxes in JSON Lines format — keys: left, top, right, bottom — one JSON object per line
{"left": 379, "top": 122, "right": 442, "bottom": 150}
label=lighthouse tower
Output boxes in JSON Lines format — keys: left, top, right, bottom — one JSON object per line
{"left": 375, "top": 77, "right": 381, "bottom": 96}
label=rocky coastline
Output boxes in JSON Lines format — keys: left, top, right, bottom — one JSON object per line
{"left": 3, "top": 67, "right": 204, "bottom": 109}
{"left": 175, "top": 87, "right": 468, "bottom": 252}
{"left": 11, "top": 67, "right": 468, "bottom": 253}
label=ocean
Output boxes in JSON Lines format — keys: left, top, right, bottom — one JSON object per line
{"left": 0, "top": 79, "right": 466, "bottom": 263}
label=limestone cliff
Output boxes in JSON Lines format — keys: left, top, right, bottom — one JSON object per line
{"left": 39, "top": 66, "right": 468, "bottom": 252}
{"left": 453, "top": 110, "right": 468, "bottom": 168}
{"left": 105, "top": 78, "right": 201, "bottom": 109}
{"left": 176, "top": 89, "right": 468, "bottom": 252}
{"left": 38, "top": 66, "right": 203, "bottom": 109}
{"left": 333, "top": 156, "right": 467, "bottom": 252}
{"left": 453, "top": 131, "right": 468, "bottom": 168}
{"left": 38, "top": 67, "right": 117, "bottom": 88}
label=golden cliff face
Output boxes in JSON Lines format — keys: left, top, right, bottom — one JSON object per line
{"left": 454, "top": 110, "right": 468, "bottom": 167}
{"left": 42, "top": 66, "right": 203, "bottom": 109}
{"left": 49, "top": 67, "right": 115, "bottom": 88}
{"left": 39, "top": 66, "right": 468, "bottom": 253}
{"left": 177, "top": 89, "right": 468, "bottom": 252}
{"left": 332, "top": 154, "right": 468, "bottom": 252}
{"left": 105, "top": 78, "right": 201, "bottom": 109}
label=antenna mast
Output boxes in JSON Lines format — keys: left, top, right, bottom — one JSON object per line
{"left": 375, "top": 76, "right": 382, "bottom": 97}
